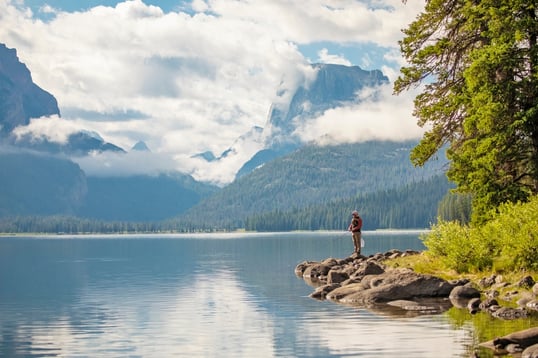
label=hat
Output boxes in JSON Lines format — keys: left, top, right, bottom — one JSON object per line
{"left": 352, "top": 210, "right": 359, "bottom": 216}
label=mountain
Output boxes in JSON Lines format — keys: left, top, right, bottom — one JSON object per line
{"left": 236, "top": 63, "right": 389, "bottom": 178}
{"left": 0, "top": 44, "right": 218, "bottom": 223}
{"left": 197, "top": 63, "right": 390, "bottom": 181}
{"left": 0, "top": 151, "right": 87, "bottom": 216}
{"left": 0, "top": 43, "right": 124, "bottom": 155}
{"left": 176, "top": 140, "right": 448, "bottom": 229}
{"left": 13, "top": 130, "right": 125, "bottom": 155}
{"left": 266, "top": 63, "right": 389, "bottom": 144}
{"left": 132, "top": 141, "right": 150, "bottom": 151}
{"left": 0, "top": 150, "right": 218, "bottom": 221}
{"left": 77, "top": 173, "right": 218, "bottom": 221}
{"left": 244, "top": 174, "right": 452, "bottom": 231}
{"left": 0, "top": 44, "right": 60, "bottom": 135}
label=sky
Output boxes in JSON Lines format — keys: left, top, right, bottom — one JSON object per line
{"left": 0, "top": 0, "right": 426, "bottom": 185}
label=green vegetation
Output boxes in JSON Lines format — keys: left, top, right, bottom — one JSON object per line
{"left": 0, "top": 175, "right": 449, "bottom": 233}
{"left": 437, "top": 192, "right": 472, "bottom": 224}
{"left": 390, "top": 196, "right": 538, "bottom": 275}
{"left": 390, "top": 1, "right": 538, "bottom": 278}
{"left": 395, "top": 0, "right": 538, "bottom": 223}
{"left": 424, "top": 196, "right": 538, "bottom": 272}
{"left": 178, "top": 140, "right": 447, "bottom": 229}
{"left": 244, "top": 174, "right": 450, "bottom": 231}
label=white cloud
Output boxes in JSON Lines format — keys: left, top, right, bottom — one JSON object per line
{"left": 0, "top": 0, "right": 424, "bottom": 183}
{"left": 316, "top": 48, "right": 352, "bottom": 66}
{"left": 74, "top": 150, "right": 180, "bottom": 177}
{"left": 12, "top": 115, "right": 84, "bottom": 144}
{"left": 294, "top": 84, "right": 425, "bottom": 145}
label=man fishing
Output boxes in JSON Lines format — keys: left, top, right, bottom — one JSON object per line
{"left": 348, "top": 210, "right": 363, "bottom": 254}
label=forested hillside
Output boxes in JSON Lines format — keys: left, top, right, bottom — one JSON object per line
{"left": 78, "top": 174, "right": 218, "bottom": 221}
{"left": 243, "top": 174, "right": 451, "bottom": 231}
{"left": 0, "top": 152, "right": 87, "bottom": 216}
{"left": 174, "top": 140, "right": 448, "bottom": 229}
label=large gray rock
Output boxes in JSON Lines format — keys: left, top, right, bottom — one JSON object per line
{"left": 523, "top": 343, "right": 538, "bottom": 358}
{"left": 351, "top": 261, "right": 385, "bottom": 278}
{"left": 491, "top": 307, "right": 529, "bottom": 320}
{"left": 327, "top": 270, "right": 349, "bottom": 284}
{"left": 328, "top": 269, "right": 454, "bottom": 305}
{"left": 302, "top": 263, "right": 331, "bottom": 278}
{"left": 309, "top": 283, "right": 341, "bottom": 300}
{"left": 480, "top": 327, "right": 538, "bottom": 355}
{"left": 449, "top": 285, "right": 481, "bottom": 300}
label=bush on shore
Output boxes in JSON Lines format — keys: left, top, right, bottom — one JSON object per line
{"left": 422, "top": 195, "right": 538, "bottom": 273}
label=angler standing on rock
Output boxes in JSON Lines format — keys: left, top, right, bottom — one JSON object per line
{"left": 348, "top": 210, "right": 363, "bottom": 254}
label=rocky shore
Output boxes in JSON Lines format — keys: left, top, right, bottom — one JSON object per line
{"left": 295, "top": 249, "right": 538, "bottom": 355}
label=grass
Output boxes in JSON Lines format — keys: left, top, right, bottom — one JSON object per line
{"left": 385, "top": 251, "right": 538, "bottom": 304}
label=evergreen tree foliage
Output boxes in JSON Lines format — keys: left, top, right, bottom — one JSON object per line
{"left": 424, "top": 195, "right": 538, "bottom": 272}
{"left": 437, "top": 192, "right": 472, "bottom": 224}
{"left": 244, "top": 175, "right": 450, "bottom": 231}
{"left": 179, "top": 141, "right": 446, "bottom": 228}
{"left": 395, "top": 1, "right": 538, "bottom": 222}
{"left": 0, "top": 175, "right": 450, "bottom": 233}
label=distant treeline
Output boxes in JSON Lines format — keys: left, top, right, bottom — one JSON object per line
{"left": 0, "top": 174, "right": 459, "bottom": 234}
{"left": 244, "top": 174, "right": 453, "bottom": 231}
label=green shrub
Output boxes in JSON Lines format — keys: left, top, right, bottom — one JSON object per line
{"left": 483, "top": 198, "right": 538, "bottom": 271}
{"left": 422, "top": 220, "right": 491, "bottom": 273}
{"left": 423, "top": 196, "right": 538, "bottom": 273}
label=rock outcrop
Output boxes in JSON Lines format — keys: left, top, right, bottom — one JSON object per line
{"left": 296, "top": 250, "right": 538, "bottom": 320}
{"left": 479, "top": 327, "right": 538, "bottom": 355}
{"left": 0, "top": 43, "right": 60, "bottom": 135}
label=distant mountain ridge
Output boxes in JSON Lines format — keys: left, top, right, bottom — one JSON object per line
{"left": 0, "top": 44, "right": 60, "bottom": 135}
{"left": 0, "top": 43, "right": 449, "bottom": 229}
{"left": 0, "top": 151, "right": 218, "bottom": 220}
{"left": 177, "top": 140, "right": 448, "bottom": 229}
{"left": 267, "top": 63, "right": 389, "bottom": 143}
{"left": 194, "top": 64, "right": 390, "bottom": 181}
{"left": 0, "top": 43, "right": 124, "bottom": 155}
{"left": 237, "top": 64, "right": 389, "bottom": 178}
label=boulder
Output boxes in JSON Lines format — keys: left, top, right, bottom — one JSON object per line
{"left": 467, "top": 298, "right": 481, "bottom": 314}
{"left": 309, "top": 283, "right": 341, "bottom": 300}
{"left": 478, "top": 274, "right": 497, "bottom": 289}
{"left": 449, "top": 285, "right": 481, "bottom": 300}
{"left": 480, "top": 327, "right": 538, "bottom": 354}
{"left": 350, "top": 261, "right": 385, "bottom": 279}
{"left": 523, "top": 343, "right": 538, "bottom": 358}
{"left": 302, "top": 263, "right": 330, "bottom": 278}
{"left": 479, "top": 298, "right": 499, "bottom": 311}
{"left": 517, "top": 275, "right": 536, "bottom": 289}
{"left": 491, "top": 306, "right": 529, "bottom": 320}
{"left": 526, "top": 300, "right": 538, "bottom": 311}
{"left": 321, "top": 257, "right": 339, "bottom": 267}
{"left": 295, "top": 261, "right": 313, "bottom": 276}
{"left": 327, "top": 270, "right": 349, "bottom": 284}
{"left": 449, "top": 285, "right": 481, "bottom": 309}
{"left": 326, "top": 283, "right": 365, "bottom": 301}
{"left": 331, "top": 269, "right": 454, "bottom": 305}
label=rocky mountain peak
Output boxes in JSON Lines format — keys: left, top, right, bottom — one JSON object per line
{"left": 0, "top": 43, "right": 60, "bottom": 135}
{"left": 267, "top": 63, "right": 389, "bottom": 143}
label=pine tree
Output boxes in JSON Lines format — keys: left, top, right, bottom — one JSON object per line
{"left": 395, "top": 0, "right": 538, "bottom": 222}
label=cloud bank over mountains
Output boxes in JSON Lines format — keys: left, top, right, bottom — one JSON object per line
{"left": 0, "top": 0, "right": 425, "bottom": 184}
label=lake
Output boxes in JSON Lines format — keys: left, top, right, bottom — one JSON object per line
{"left": 0, "top": 231, "right": 534, "bottom": 357}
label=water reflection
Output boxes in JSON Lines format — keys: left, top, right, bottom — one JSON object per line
{"left": 0, "top": 232, "right": 522, "bottom": 357}
{"left": 299, "top": 309, "right": 473, "bottom": 357}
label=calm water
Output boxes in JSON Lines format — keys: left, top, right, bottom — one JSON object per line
{"left": 0, "top": 231, "right": 491, "bottom": 357}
